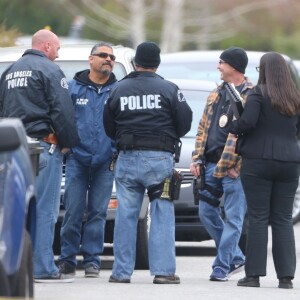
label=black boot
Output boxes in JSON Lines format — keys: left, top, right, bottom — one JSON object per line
{"left": 278, "top": 277, "right": 293, "bottom": 289}
{"left": 237, "top": 276, "right": 260, "bottom": 287}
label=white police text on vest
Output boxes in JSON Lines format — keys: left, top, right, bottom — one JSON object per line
{"left": 120, "top": 95, "right": 161, "bottom": 111}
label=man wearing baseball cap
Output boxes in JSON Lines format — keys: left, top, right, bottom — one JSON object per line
{"left": 190, "top": 47, "right": 254, "bottom": 281}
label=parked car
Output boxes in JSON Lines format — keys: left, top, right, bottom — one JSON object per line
{"left": 0, "top": 118, "right": 41, "bottom": 298}
{"left": 159, "top": 50, "right": 300, "bottom": 224}
{"left": 158, "top": 50, "right": 300, "bottom": 90}
{"left": 0, "top": 44, "right": 150, "bottom": 270}
{"left": 293, "top": 60, "right": 300, "bottom": 77}
{"left": 171, "top": 79, "right": 216, "bottom": 242}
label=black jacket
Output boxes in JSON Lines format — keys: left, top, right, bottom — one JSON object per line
{"left": 230, "top": 86, "right": 300, "bottom": 162}
{"left": 103, "top": 71, "right": 193, "bottom": 147}
{"left": 0, "top": 49, "right": 79, "bottom": 148}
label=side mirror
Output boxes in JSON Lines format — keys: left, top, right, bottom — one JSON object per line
{"left": 0, "top": 125, "right": 21, "bottom": 151}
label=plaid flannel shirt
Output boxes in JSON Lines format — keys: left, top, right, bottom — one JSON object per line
{"left": 192, "top": 78, "right": 254, "bottom": 178}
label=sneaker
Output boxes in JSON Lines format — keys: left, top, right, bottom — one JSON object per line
{"left": 210, "top": 267, "right": 228, "bottom": 281}
{"left": 228, "top": 262, "right": 245, "bottom": 277}
{"left": 108, "top": 275, "right": 131, "bottom": 283}
{"left": 278, "top": 277, "right": 293, "bottom": 289}
{"left": 237, "top": 276, "right": 260, "bottom": 287}
{"left": 58, "top": 261, "right": 76, "bottom": 276}
{"left": 85, "top": 264, "right": 100, "bottom": 278}
{"left": 153, "top": 275, "right": 180, "bottom": 284}
{"left": 34, "top": 272, "right": 74, "bottom": 283}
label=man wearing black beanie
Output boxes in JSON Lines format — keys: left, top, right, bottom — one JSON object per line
{"left": 190, "top": 46, "right": 254, "bottom": 282}
{"left": 104, "top": 41, "right": 192, "bottom": 284}
{"left": 219, "top": 47, "right": 248, "bottom": 74}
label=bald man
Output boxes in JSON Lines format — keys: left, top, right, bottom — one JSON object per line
{"left": 0, "top": 29, "right": 80, "bottom": 283}
{"left": 31, "top": 29, "right": 61, "bottom": 61}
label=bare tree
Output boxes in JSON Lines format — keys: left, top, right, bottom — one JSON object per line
{"left": 183, "top": 0, "right": 288, "bottom": 50}
{"left": 160, "top": 0, "right": 184, "bottom": 52}
{"left": 127, "top": 0, "right": 146, "bottom": 46}
{"left": 57, "top": 0, "right": 299, "bottom": 51}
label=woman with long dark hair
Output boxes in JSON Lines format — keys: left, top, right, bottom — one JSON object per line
{"left": 230, "top": 52, "right": 300, "bottom": 289}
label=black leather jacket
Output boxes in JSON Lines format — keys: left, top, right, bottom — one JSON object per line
{"left": 0, "top": 49, "right": 79, "bottom": 148}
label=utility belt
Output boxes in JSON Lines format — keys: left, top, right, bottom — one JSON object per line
{"left": 117, "top": 134, "right": 182, "bottom": 163}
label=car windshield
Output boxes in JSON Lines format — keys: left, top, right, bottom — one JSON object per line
{"left": 181, "top": 89, "right": 208, "bottom": 138}
{"left": 159, "top": 61, "right": 259, "bottom": 85}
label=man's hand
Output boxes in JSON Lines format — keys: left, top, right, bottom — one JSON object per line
{"left": 190, "top": 162, "right": 200, "bottom": 177}
{"left": 227, "top": 167, "right": 239, "bottom": 179}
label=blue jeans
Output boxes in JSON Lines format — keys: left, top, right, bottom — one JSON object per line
{"left": 34, "top": 141, "right": 63, "bottom": 278}
{"left": 59, "top": 154, "right": 114, "bottom": 268}
{"left": 199, "top": 162, "right": 246, "bottom": 274}
{"left": 112, "top": 150, "right": 176, "bottom": 280}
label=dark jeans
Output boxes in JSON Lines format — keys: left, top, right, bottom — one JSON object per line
{"left": 240, "top": 158, "right": 299, "bottom": 279}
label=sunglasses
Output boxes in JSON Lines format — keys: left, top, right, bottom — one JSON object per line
{"left": 91, "top": 52, "right": 116, "bottom": 61}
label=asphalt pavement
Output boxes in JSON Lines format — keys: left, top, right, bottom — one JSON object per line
{"left": 34, "top": 223, "right": 300, "bottom": 300}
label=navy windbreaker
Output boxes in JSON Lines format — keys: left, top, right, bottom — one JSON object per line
{"left": 68, "top": 69, "right": 117, "bottom": 166}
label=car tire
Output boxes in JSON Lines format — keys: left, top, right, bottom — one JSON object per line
{"left": 293, "top": 181, "right": 300, "bottom": 224}
{"left": 0, "top": 262, "right": 10, "bottom": 296}
{"left": 135, "top": 209, "right": 149, "bottom": 270}
{"left": 11, "top": 230, "right": 34, "bottom": 298}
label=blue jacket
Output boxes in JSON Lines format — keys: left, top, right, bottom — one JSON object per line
{"left": 68, "top": 69, "right": 117, "bottom": 167}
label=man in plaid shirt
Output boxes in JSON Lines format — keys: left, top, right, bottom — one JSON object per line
{"left": 190, "top": 47, "right": 254, "bottom": 281}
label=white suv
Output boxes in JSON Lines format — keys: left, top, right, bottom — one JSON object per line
{"left": 0, "top": 43, "right": 135, "bottom": 80}
{"left": 0, "top": 44, "right": 151, "bottom": 270}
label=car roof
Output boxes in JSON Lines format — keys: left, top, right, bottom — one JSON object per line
{"left": 167, "top": 78, "right": 217, "bottom": 91}
{"left": 0, "top": 44, "right": 135, "bottom": 63}
{"left": 158, "top": 49, "right": 300, "bottom": 89}
{"left": 293, "top": 60, "right": 300, "bottom": 69}
{"left": 15, "top": 35, "right": 100, "bottom": 47}
{"left": 161, "top": 50, "right": 292, "bottom": 63}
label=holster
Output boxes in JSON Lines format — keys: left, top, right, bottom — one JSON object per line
{"left": 170, "top": 169, "right": 184, "bottom": 200}
{"left": 193, "top": 177, "right": 202, "bottom": 205}
{"left": 193, "top": 162, "right": 206, "bottom": 205}
{"left": 43, "top": 133, "right": 58, "bottom": 145}
{"left": 193, "top": 162, "right": 223, "bottom": 207}
{"left": 147, "top": 169, "right": 184, "bottom": 202}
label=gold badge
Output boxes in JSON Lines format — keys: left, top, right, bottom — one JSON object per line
{"left": 161, "top": 178, "right": 171, "bottom": 200}
{"left": 219, "top": 114, "right": 228, "bottom": 128}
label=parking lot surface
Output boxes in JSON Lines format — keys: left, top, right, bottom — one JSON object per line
{"left": 34, "top": 223, "right": 300, "bottom": 300}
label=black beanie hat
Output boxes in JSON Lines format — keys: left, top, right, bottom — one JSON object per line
{"left": 134, "top": 41, "right": 161, "bottom": 68}
{"left": 220, "top": 47, "right": 248, "bottom": 74}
